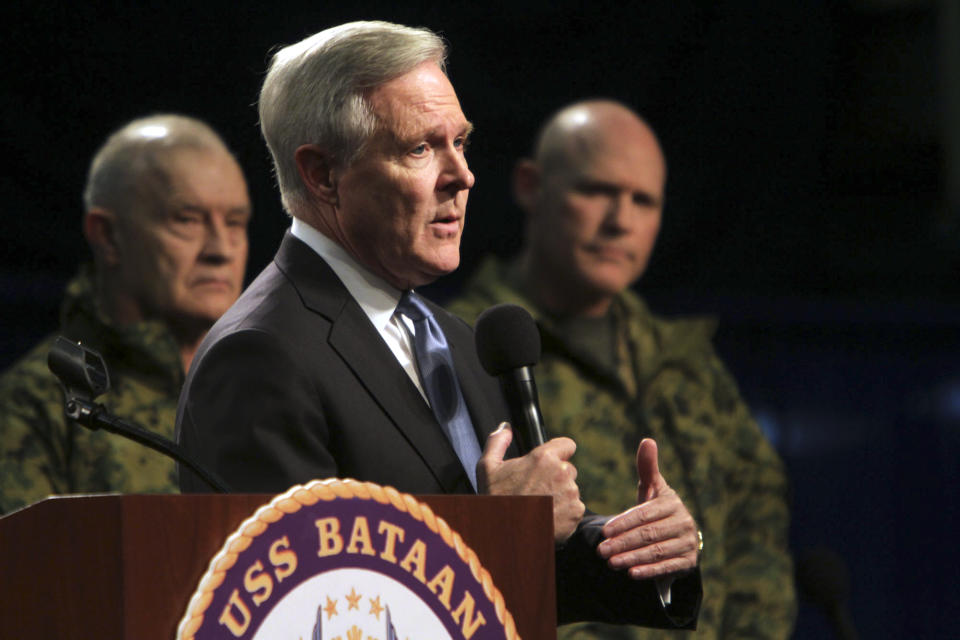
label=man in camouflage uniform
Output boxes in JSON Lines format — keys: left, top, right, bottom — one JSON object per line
{"left": 0, "top": 114, "right": 251, "bottom": 514}
{"left": 447, "top": 100, "right": 795, "bottom": 638}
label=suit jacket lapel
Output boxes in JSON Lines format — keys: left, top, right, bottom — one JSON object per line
{"left": 275, "top": 232, "right": 471, "bottom": 493}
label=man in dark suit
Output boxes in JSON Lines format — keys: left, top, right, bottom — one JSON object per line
{"left": 176, "top": 20, "right": 701, "bottom": 628}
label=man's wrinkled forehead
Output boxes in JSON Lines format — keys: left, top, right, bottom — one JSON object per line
{"left": 365, "top": 62, "right": 471, "bottom": 144}
{"left": 131, "top": 148, "right": 239, "bottom": 213}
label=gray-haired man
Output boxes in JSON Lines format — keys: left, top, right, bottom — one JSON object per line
{"left": 0, "top": 114, "right": 250, "bottom": 513}
{"left": 176, "top": 21, "right": 701, "bottom": 628}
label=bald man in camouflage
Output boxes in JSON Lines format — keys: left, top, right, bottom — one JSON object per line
{"left": 0, "top": 115, "right": 251, "bottom": 514}
{"left": 447, "top": 100, "right": 795, "bottom": 639}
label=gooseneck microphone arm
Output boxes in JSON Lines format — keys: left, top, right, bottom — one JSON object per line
{"left": 48, "top": 336, "right": 230, "bottom": 493}
{"left": 64, "top": 395, "right": 230, "bottom": 493}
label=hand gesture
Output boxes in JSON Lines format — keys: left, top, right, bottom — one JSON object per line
{"left": 477, "top": 423, "right": 585, "bottom": 542}
{"left": 596, "top": 438, "right": 700, "bottom": 580}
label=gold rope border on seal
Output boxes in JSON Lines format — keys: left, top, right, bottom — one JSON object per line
{"left": 176, "top": 478, "right": 520, "bottom": 640}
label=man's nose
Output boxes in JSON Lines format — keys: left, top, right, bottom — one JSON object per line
{"left": 603, "top": 192, "right": 634, "bottom": 231}
{"left": 201, "top": 217, "right": 233, "bottom": 261}
{"left": 440, "top": 148, "right": 475, "bottom": 192}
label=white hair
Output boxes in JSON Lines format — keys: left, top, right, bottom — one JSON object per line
{"left": 258, "top": 21, "right": 447, "bottom": 216}
{"left": 83, "top": 114, "right": 232, "bottom": 215}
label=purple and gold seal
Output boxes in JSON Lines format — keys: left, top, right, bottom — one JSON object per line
{"left": 177, "top": 479, "right": 518, "bottom": 640}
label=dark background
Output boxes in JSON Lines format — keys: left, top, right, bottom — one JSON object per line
{"left": 2, "top": 1, "right": 958, "bottom": 637}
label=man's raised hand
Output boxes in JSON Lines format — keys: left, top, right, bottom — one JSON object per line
{"left": 596, "top": 438, "right": 700, "bottom": 580}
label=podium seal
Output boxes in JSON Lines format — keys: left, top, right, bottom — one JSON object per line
{"left": 177, "top": 479, "right": 519, "bottom": 640}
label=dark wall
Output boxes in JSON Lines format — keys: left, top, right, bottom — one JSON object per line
{"left": 2, "top": 2, "right": 958, "bottom": 637}
{"left": 4, "top": 2, "right": 955, "bottom": 303}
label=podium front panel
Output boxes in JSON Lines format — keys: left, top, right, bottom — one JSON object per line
{"left": 0, "top": 493, "right": 556, "bottom": 639}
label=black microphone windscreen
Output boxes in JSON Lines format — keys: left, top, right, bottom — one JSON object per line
{"left": 474, "top": 304, "right": 541, "bottom": 376}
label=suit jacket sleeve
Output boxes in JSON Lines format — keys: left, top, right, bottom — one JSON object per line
{"left": 556, "top": 514, "right": 702, "bottom": 628}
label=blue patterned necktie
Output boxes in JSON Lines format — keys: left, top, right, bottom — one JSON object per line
{"left": 396, "top": 290, "right": 482, "bottom": 489}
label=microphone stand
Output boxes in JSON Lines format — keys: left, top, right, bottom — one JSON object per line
{"left": 48, "top": 335, "right": 229, "bottom": 493}
{"left": 64, "top": 395, "right": 229, "bottom": 493}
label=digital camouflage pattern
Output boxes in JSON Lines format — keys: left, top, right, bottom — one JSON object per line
{"left": 0, "top": 267, "right": 183, "bottom": 514}
{"left": 447, "top": 257, "right": 796, "bottom": 639}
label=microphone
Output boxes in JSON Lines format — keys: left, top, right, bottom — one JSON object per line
{"left": 795, "top": 546, "right": 858, "bottom": 640}
{"left": 474, "top": 304, "right": 546, "bottom": 454}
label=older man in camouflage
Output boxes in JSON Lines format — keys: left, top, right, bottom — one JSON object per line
{"left": 0, "top": 114, "right": 251, "bottom": 514}
{"left": 447, "top": 100, "right": 795, "bottom": 638}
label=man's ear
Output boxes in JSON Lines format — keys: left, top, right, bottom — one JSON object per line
{"left": 512, "top": 158, "right": 541, "bottom": 215}
{"left": 83, "top": 208, "right": 122, "bottom": 267}
{"left": 294, "top": 144, "right": 340, "bottom": 206}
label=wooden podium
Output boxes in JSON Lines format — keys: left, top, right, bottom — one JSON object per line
{"left": 0, "top": 493, "right": 556, "bottom": 639}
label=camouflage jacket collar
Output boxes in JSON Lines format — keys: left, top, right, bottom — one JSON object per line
{"left": 462, "top": 256, "right": 719, "bottom": 394}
